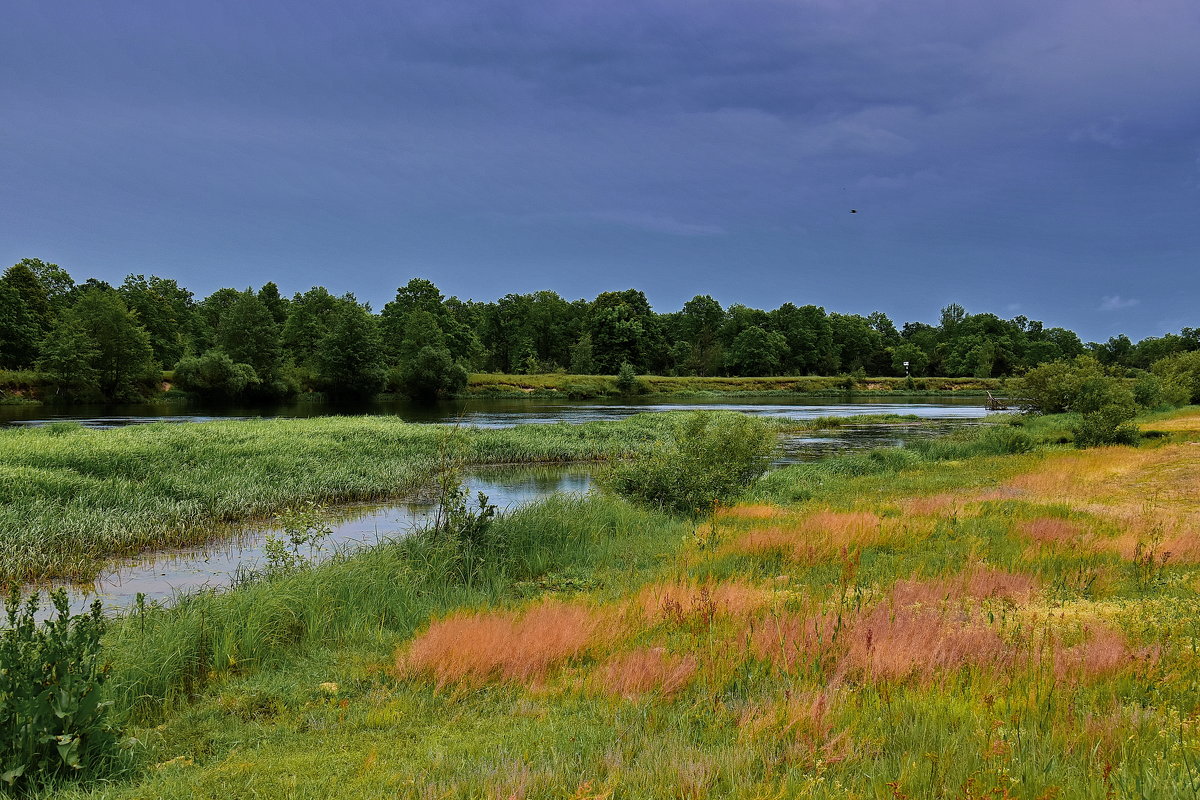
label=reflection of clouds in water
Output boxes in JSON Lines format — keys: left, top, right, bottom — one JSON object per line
{"left": 30, "top": 467, "right": 595, "bottom": 620}
{"left": 5, "top": 398, "right": 993, "bottom": 429}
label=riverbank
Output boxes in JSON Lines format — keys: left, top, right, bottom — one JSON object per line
{"left": 2, "top": 369, "right": 1007, "bottom": 408}
{"left": 0, "top": 411, "right": 932, "bottom": 583}
{"left": 467, "top": 372, "right": 1006, "bottom": 398}
{"left": 33, "top": 406, "right": 1200, "bottom": 799}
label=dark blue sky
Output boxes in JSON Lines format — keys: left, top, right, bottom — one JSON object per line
{"left": 3, "top": 0, "right": 1198, "bottom": 341}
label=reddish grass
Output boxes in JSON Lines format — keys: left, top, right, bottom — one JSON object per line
{"left": 594, "top": 648, "right": 698, "bottom": 699}
{"left": 1052, "top": 625, "right": 1159, "bottom": 682}
{"left": 398, "top": 599, "right": 618, "bottom": 688}
{"left": 738, "top": 690, "right": 853, "bottom": 766}
{"left": 1018, "top": 517, "right": 1089, "bottom": 547}
{"left": 750, "top": 611, "right": 846, "bottom": 672}
{"left": 900, "top": 494, "right": 961, "bottom": 517}
{"left": 840, "top": 605, "right": 1011, "bottom": 682}
{"left": 889, "top": 567, "right": 1039, "bottom": 607}
{"left": 635, "top": 579, "right": 776, "bottom": 624}
{"left": 733, "top": 510, "right": 893, "bottom": 563}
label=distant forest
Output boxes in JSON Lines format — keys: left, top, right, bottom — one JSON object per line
{"left": 1, "top": 257, "right": 1197, "bottom": 403}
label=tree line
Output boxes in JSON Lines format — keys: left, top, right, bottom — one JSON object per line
{"left": 1, "top": 257, "right": 1197, "bottom": 403}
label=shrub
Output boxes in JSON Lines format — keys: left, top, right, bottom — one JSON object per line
{"left": 1, "top": 588, "right": 118, "bottom": 792}
{"left": 1132, "top": 372, "right": 1167, "bottom": 409}
{"left": 1016, "top": 356, "right": 1104, "bottom": 414}
{"left": 1071, "top": 376, "right": 1138, "bottom": 446}
{"left": 1151, "top": 351, "right": 1200, "bottom": 405}
{"left": 173, "top": 349, "right": 260, "bottom": 401}
{"left": 396, "top": 346, "right": 468, "bottom": 402}
{"left": 601, "top": 412, "right": 775, "bottom": 517}
{"left": 615, "top": 361, "right": 642, "bottom": 395}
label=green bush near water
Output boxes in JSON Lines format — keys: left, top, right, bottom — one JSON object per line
{"left": 600, "top": 411, "right": 776, "bottom": 517}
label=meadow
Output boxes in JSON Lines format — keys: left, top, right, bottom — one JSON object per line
{"left": 6, "top": 406, "right": 1192, "bottom": 798}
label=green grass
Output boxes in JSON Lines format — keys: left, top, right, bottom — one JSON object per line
{"left": 29, "top": 410, "right": 1200, "bottom": 799}
{"left": 0, "top": 414, "right": 693, "bottom": 583}
{"left": 0, "top": 412, "right": 942, "bottom": 583}
{"left": 21, "top": 409, "right": 1200, "bottom": 799}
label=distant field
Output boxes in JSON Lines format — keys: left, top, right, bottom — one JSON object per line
{"left": 468, "top": 372, "right": 1005, "bottom": 398}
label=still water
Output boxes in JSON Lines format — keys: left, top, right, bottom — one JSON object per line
{"left": 15, "top": 396, "right": 997, "bottom": 616}
{"left": 2, "top": 394, "right": 992, "bottom": 429}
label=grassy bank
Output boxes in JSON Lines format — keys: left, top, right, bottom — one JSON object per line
{"left": 32, "top": 407, "right": 1200, "bottom": 799}
{"left": 468, "top": 372, "right": 1005, "bottom": 398}
{"left": 0, "top": 414, "right": 682, "bottom": 583}
{"left": 0, "top": 412, "right": 928, "bottom": 583}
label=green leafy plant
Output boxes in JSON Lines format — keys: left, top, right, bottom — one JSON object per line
{"left": 1, "top": 588, "right": 117, "bottom": 792}
{"left": 263, "top": 501, "right": 333, "bottom": 577}
{"left": 601, "top": 411, "right": 775, "bottom": 518}
{"left": 615, "top": 361, "right": 641, "bottom": 394}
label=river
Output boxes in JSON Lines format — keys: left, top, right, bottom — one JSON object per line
{"left": 14, "top": 396, "right": 997, "bottom": 617}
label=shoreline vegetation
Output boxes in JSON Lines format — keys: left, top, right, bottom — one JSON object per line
{"left": 0, "top": 411, "right": 925, "bottom": 584}
{"left": 6, "top": 405, "right": 1198, "bottom": 798}
{"left": 2, "top": 369, "right": 1007, "bottom": 406}
{"left": 3, "top": 260, "right": 1197, "bottom": 408}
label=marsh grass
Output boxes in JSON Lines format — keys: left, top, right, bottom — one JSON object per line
{"left": 0, "top": 413, "right": 706, "bottom": 582}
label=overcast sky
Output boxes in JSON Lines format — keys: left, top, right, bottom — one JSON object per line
{"left": 2, "top": 0, "right": 1198, "bottom": 341}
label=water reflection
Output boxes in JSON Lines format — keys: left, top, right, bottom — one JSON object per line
{"left": 3, "top": 395, "right": 993, "bottom": 429}
{"left": 32, "top": 465, "right": 594, "bottom": 618}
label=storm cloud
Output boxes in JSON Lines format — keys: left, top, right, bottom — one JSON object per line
{"left": 2, "top": 0, "right": 1198, "bottom": 339}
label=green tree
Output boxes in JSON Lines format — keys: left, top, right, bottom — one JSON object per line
{"left": 217, "top": 291, "right": 282, "bottom": 387}
{"left": 119, "top": 275, "right": 193, "bottom": 367}
{"left": 17, "top": 257, "right": 75, "bottom": 317}
{"left": 257, "top": 282, "right": 289, "bottom": 327}
{"left": 64, "top": 289, "right": 160, "bottom": 401}
{"left": 1152, "top": 351, "right": 1200, "bottom": 404}
{"left": 174, "top": 350, "right": 260, "bottom": 400}
{"left": 677, "top": 295, "right": 726, "bottom": 376}
{"left": 398, "top": 345, "right": 468, "bottom": 402}
{"left": 36, "top": 316, "right": 102, "bottom": 401}
{"left": 315, "top": 304, "right": 386, "bottom": 399}
{"left": 890, "top": 342, "right": 930, "bottom": 377}
{"left": 569, "top": 332, "right": 595, "bottom": 374}
{"left": 1, "top": 261, "right": 52, "bottom": 336}
{"left": 0, "top": 284, "right": 41, "bottom": 368}
{"left": 727, "top": 326, "right": 788, "bottom": 376}
{"left": 381, "top": 279, "right": 481, "bottom": 367}
{"left": 280, "top": 286, "right": 342, "bottom": 369}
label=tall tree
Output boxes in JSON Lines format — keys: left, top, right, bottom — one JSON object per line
{"left": 316, "top": 304, "right": 386, "bottom": 399}
{"left": 257, "top": 282, "right": 289, "bottom": 327}
{"left": 217, "top": 290, "right": 282, "bottom": 384}
{"left": 17, "top": 258, "right": 75, "bottom": 317}
{"left": 119, "top": 275, "right": 193, "bottom": 368}
{"left": 0, "top": 284, "right": 41, "bottom": 368}
{"left": 62, "top": 289, "right": 160, "bottom": 401}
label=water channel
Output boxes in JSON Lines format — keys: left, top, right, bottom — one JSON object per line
{"left": 13, "top": 396, "right": 998, "bottom": 617}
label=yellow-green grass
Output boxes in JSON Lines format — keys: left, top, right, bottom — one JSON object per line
{"left": 36, "top": 410, "right": 1200, "bottom": 799}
